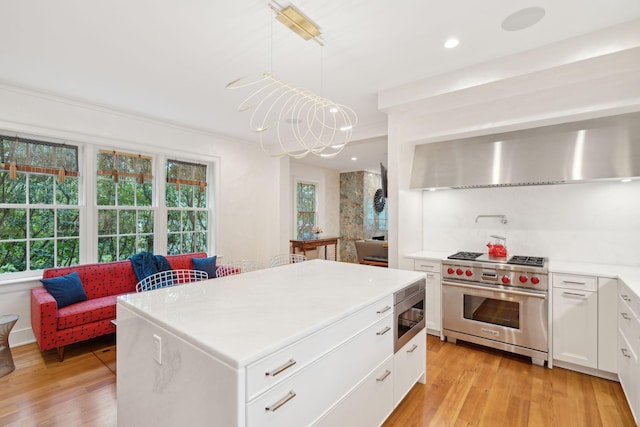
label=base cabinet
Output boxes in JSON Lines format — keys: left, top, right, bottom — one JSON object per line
{"left": 619, "top": 280, "right": 640, "bottom": 423}
{"left": 393, "top": 328, "right": 427, "bottom": 406}
{"left": 552, "top": 273, "right": 617, "bottom": 373}
{"left": 414, "top": 260, "right": 441, "bottom": 336}
{"left": 553, "top": 285, "right": 598, "bottom": 368}
{"left": 313, "top": 357, "right": 394, "bottom": 427}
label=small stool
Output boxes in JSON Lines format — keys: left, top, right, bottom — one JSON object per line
{"left": 0, "top": 314, "right": 19, "bottom": 377}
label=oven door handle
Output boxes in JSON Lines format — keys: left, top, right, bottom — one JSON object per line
{"left": 442, "top": 280, "right": 547, "bottom": 299}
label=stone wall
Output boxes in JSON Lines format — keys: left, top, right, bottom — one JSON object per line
{"left": 340, "top": 171, "right": 388, "bottom": 263}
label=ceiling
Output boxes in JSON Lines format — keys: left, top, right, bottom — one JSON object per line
{"left": 2, "top": 1, "right": 640, "bottom": 172}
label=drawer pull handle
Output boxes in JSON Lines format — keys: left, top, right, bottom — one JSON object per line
{"left": 376, "top": 306, "right": 391, "bottom": 314}
{"left": 562, "top": 280, "right": 586, "bottom": 285}
{"left": 377, "top": 326, "right": 391, "bottom": 336}
{"left": 621, "top": 348, "right": 631, "bottom": 359}
{"left": 376, "top": 370, "right": 391, "bottom": 382}
{"left": 622, "top": 295, "right": 632, "bottom": 302}
{"left": 622, "top": 313, "right": 631, "bottom": 320}
{"left": 265, "top": 390, "right": 296, "bottom": 412}
{"left": 265, "top": 359, "right": 296, "bottom": 377}
{"left": 563, "top": 291, "right": 587, "bottom": 297}
{"left": 407, "top": 344, "right": 419, "bottom": 353}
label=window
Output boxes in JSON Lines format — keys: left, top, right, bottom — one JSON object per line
{"left": 0, "top": 136, "right": 79, "bottom": 273}
{"left": 96, "top": 150, "right": 154, "bottom": 262}
{"left": 296, "top": 182, "right": 316, "bottom": 239}
{"left": 165, "top": 159, "right": 209, "bottom": 255}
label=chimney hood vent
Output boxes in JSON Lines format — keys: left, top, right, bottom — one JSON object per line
{"left": 410, "top": 112, "right": 640, "bottom": 190}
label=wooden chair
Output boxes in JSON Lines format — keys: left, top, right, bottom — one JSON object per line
{"left": 215, "top": 260, "right": 266, "bottom": 278}
{"left": 135, "top": 269, "right": 209, "bottom": 292}
{"left": 269, "top": 253, "right": 307, "bottom": 267}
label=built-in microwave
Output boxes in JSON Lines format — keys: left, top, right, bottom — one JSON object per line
{"left": 394, "top": 279, "right": 426, "bottom": 352}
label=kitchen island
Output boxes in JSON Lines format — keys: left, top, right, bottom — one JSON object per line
{"left": 116, "top": 259, "right": 426, "bottom": 426}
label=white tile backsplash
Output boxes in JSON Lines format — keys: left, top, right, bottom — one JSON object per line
{"left": 422, "top": 180, "right": 640, "bottom": 265}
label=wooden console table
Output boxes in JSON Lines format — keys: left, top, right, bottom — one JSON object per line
{"left": 290, "top": 236, "right": 339, "bottom": 261}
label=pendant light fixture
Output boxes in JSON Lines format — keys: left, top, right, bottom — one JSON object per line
{"left": 227, "top": 2, "right": 357, "bottom": 159}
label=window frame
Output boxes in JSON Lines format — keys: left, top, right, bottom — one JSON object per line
{"left": 164, "top": 158, "right": 211, "bottom": 256}
{"left": 293, "top": 178, "right": 319, "bottom": 240}
{"left": 0, "top": 135, "right": 84, "bottom": 280}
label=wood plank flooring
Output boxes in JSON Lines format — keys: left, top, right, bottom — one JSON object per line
{"left": 383, "top": 335, "right": 635, "bottom": 427}
{"left": 0, "top": 333, "right": 634, "bottom": 426}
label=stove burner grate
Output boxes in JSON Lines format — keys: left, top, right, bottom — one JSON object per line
{"left": 507, "top": 256, "right": 545, "bottom": 268}
{"left": 447, "top": 251, "right": 483, "bottom": 261}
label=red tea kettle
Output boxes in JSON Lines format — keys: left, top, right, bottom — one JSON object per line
{"left": 487, "top": 235, "right": 507, "bottom": 257}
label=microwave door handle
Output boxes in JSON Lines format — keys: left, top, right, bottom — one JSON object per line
{"left": 442, "top": 280, "right": 547, "bottom": 299}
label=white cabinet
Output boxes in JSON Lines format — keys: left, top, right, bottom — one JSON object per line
{"left": 247, "top": 314, "right": 393, "bottom": 426}
{"left": 618, "top": 280, "right": 640, "bottom": 423}
{"left": 393, "top": 328, "right": 426, "bottom": 406}
{"left": 598, "top": 277, "right": 618, "bottom": 373}
{"left": 414, "top": 259, "right": 441, "bottom": 337}
{"left": 553, "top": 280, "right": 598, "bottom": 369}
{"left": 552, "top": 273, "right": 618, "bottom": 373}
{"left": 313, "top": 357, "right": 394, "bottom": 427}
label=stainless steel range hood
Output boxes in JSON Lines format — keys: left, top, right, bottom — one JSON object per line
{"left": 410, "top": 112, "right": 640, "bottom": 190}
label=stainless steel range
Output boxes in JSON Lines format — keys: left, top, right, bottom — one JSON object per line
{"left": 441, "top": 251, "right": 549, "bottom": 366}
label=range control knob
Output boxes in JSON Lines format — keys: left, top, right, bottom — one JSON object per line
{"left": 501, "top": 276, "right": 511, "bottom": 284}
{"left": 465, "top": 270, "right": 473, "bottom": 277}
{"left": 519, "top": 275, "right": 528, "bottom": 283}
{"left": 447, "top": 268, "right": 454, "bottom": 274}
{"left": 456, "top": 269, "right": 463, "bottom": 276}
{"left": 531, "top": 277, "right": 540, "bottom": 285}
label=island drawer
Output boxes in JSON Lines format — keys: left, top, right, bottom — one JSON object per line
{"left": 246, "top": 315, "right": 393, "bottom": 427}
{"left": 313, "top": 356, "right": 394, "bottom": 427}
{"left": 414, "top": 259, "right": 441, "bottom": 272}
{"left": 246, "top": 295, "right": 393, "bottom": 401}
{"left": 553, "top": 273, "right": 597, "bottom": 292}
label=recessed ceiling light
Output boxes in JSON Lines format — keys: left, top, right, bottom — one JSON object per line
{"left": 351, "top": 157, "right": 357, "bottom": 161}
{"left": 502, "top": 7, "right": 546, "bottom": 31}
{"left": 444, "top": 38, "right": 459, "bottom": 49}
{"left": 329, "top": 107, "right": 338, "bottom": 113}
{"left": 340, "top": 125, "right": 352, "bottom": 131}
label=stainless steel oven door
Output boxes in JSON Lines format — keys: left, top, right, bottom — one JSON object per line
{"left": 442, "top": 281, "right": 548, "bottom": 353}
{"left": 394, "top": 288, "right": 425, "bottom": 352}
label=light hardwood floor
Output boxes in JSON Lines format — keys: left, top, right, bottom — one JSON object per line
{"left": 0, "top": 333, "right": 635, "bottom": 426}
{"left": 383, "top": 336, "right": 635, "bottom": 427}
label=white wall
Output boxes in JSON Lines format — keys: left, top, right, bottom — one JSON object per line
{"left": 381, "top": 20, "right": 640, "bottom": 269}
{"left": 422, "top": 181, "right": 640, "bottom": 265}
{"left": 0, "top": 83, "right": 283, "bottom": 346}
{"left": 290, "top": 162, "right": 340, "bottom": 259}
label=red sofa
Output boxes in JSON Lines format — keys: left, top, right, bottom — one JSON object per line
{"left": 31, "top": 252, "right": 207, "bottom": 361}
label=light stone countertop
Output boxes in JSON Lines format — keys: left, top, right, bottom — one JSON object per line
{"left": 549, "top": 260, "right": 640, "bottom": 296}
{"left": 405, "top": 251, "right": 451, "bottom": 261}
{"left": 117, "top": 259, "right": 425, "bottom": 369}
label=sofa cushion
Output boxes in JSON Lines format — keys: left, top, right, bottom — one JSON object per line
{"left": 41, "top": 272, "right": 88, "bottom": 309}
{"left": 57, "top": 295, "right": 118, "bottom": 330}
{"left": 193, "top": 256, "right": 217, "bottom": 278}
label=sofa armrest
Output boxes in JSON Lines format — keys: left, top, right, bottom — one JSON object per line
{"left": 31, "top": 287, "right": 59, "bottom": 351}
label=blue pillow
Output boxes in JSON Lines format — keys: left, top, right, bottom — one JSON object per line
{"left": 41, "top": 271, "right": 88, "bottom": 308}
{"left": 193, "top": 256, "right": 217, "bottom": 278}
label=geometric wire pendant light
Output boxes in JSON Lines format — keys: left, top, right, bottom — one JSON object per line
{"left": 226, "top": 2, "right": 357, "bottom": 159}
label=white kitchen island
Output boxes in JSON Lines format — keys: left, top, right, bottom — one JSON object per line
{"left": 116, "top": 259, "right": 426, "bottom": 426}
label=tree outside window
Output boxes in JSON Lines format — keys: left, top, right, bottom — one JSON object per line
{"left": 96, "top": 151, "right": 154, "bottom": 262}
{"left": 0, "top": 136, "right": 80, "bottom": 273}
{"left": 166, "top": 159, "right": 209, "bottom": 255}
{"left": 296, "top": 182, "right": 316, "bottom": 239}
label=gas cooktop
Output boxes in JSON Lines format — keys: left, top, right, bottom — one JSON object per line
{"left": 447, "top": 251, "right": 546, "bottom": 268}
